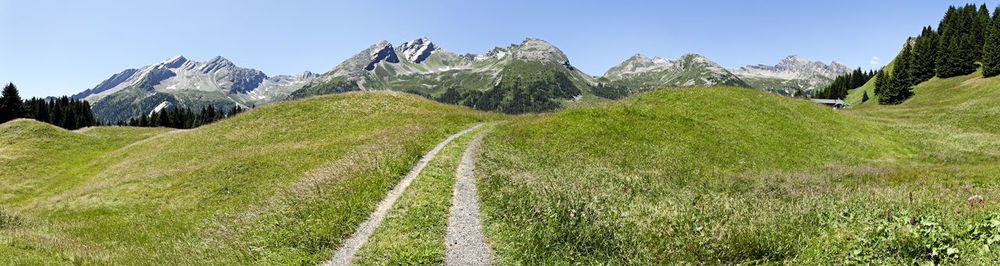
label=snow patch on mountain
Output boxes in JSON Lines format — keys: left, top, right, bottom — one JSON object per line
{"left": 149, "top": 101, "right": 171, "bottom": 116}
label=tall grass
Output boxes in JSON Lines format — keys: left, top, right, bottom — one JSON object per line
{"left": 477, "top": 85, "right": 1000, "bottom": 264}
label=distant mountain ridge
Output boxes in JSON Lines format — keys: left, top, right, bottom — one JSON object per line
{"left": 74, "top": 37, "right": 853, "bottom": 120}
{"left": 729, "top": 55, "right": 852, "bottom": 96}
{"left": 292, "top": 37, "right": 596, "bottom": 113}
{"left": 601, "top": 53, "right": 750, "bottom": 90}
{"left": 73, "top": 56, "right": 316, "bottom": 122}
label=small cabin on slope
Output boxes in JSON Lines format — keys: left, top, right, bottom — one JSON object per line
{"left": 810, "top": 99, "right": 845, "bottom": 109}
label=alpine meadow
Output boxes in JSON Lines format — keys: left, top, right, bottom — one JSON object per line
{"left": 3, "top": 1, "right": 1000, "bottom": 265}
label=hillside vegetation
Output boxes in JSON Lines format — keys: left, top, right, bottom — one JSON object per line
{"left": 3, "top": 65, "right": 999, "bottom": 265}
{"left": 0, "top": 92, "right": 494, "bottom": 264}
{"left": 477, "top": 81, "right": 1000, "bottom": 264}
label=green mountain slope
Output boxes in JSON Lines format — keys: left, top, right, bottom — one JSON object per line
{"left": 845, "top": 53, "right": 897, "bottom": 106}
{"left": 0, "top": 92, "right": 494, "bottom": 264}
{"left": 477, "top": 83, "right": 1000, "bottom": 264}
{"left": 294, "top": 38, "right": 598, "bottom": 113}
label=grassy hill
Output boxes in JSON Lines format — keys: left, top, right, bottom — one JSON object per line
{"left": 3, "top": 66, "right": 999, "bottom": 264}
{"left": 0, "top": 92, "right": 495, "bottom": 264}
{"left": 477, "top": 84, "right": 1000, "bottom": 264}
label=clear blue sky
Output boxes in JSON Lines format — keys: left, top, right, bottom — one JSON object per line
{"left": 2, "top": 0, "right": 998, "bottom": 98}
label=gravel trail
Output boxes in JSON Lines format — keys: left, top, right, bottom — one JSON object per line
{"left": 444, "top": 133, "right": 493, "bottom": 266}
{"left": 323, "top": 123, "right": 484, "bottom": 266}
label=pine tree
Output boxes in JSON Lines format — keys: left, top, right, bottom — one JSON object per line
{"left": 984, "top": 7, "right": 1000, "bottom": 77}
{"left": 862, "top": 91, "right": 870, "bottom": 102}
{"left": 873, "top": 70, "right": 888, "bottom": 98}
{"left": 973, "top": 4, "right": 992, "bottom": 59}
{"left": 937, "top": 6, "right": 958, "bottom": 77}
{"left": 895, "top": 43, "right": 915, "bottom": 87}
{"left": 876, "top": 70, "right": 914, "bottom": 105}
{"left": 912, "top": 26, "right": 939, "bottom": 81}
{"left": 0, "top": 83, "right": 25, "bottom": 123}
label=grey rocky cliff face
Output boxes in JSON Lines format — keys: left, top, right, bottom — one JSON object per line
{"left": 732, "top": 55, "right": 851, "bottom": 80}
{"left": 365, "top": 41, "right": 400, "bottom": 70}
{"left": 396, "top": 37, "right": 438, "bottom": 64}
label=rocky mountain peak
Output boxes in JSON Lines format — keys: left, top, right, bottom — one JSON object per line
{"left": 396, "top": 37, "right": 438, "bottom": 64}
{"left": 364, "top": 41, "right": 400, "bottom": 71}
{"left": 298, "top": 71, "right": 318, "bottom": 79}
{"left": 510, "top": 38, "right": 568, "bottom": 64}
{"left": 627, "top": 53, "right": 651, "bottom": 62}
{"left": 778, "top": 55, "right": 810, "bottom": 67}
{"left": 676, "top": 53, "right": 721, "bottom": 69}
{"left": 199, "top": 56, "right": 236, "bottom": 73}
{"left": 160, "top": 55, "right": 188, "bottom": 68}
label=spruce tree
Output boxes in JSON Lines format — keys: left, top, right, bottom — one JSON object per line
{"left": 913, "top": 26, "right": 939, "bottom": 81}
{"left": 937, "top": 6, "right": 958, "bottom": 76}
{"left": 984, "top": 7, "right": 1000, "bottom": 77}
{"left": 973, "top": 4, "right": 992, "bottom": 59}
{"left": 0, "top": 83, "right": 25, "bottom": 123}
{"left": 862, "top": 91, "right": 870, "bottom": 102}
{"left": 895, "top": 43, "right": 915, "bottom": 87}
{"left": 873, "top": 70, "right": 889, "bottom": 98}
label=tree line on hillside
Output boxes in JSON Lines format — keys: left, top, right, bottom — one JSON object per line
{"left": 113, "top": 105, "right": 247, "bottom": 129}
{"left": 419, "top": 68, "right": 581, "bottom": 114}
{"left": 817, "top": 4, "right": 1000, "bottom": 105}
{"left": 0, "top": 82, "right": 245, "bottom": 130}
{"left": 1, "top": 83, "right": 98, "bottom": 130}
{"left": 873, "top": 4, "right": 1000, "bottom": 105}
{"left": 815, "top": 68, "right": 879, "bottom": 99}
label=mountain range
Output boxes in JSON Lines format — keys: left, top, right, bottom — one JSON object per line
{"left": 72, "top": 56, "right": 316, "bottom": 122}
{"left": 72, "top": 37, "right": 852, "bottom": 121}
{"left": 729, "top": 55, "right": 852, "bottom": 96}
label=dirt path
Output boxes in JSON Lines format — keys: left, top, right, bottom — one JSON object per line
{"left": 323, "top": 123, "right": 484, "bottom": 266}
{"left": 444, "top": 133, "right": 493, "bottom": 266}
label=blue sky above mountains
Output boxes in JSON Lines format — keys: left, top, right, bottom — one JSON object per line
{"left": 2, "top": 0, "right": 997, "bottom": 97}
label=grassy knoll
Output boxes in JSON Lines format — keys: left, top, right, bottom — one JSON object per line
{"left": 477, "top": 84, "right": 1000, "bottom": 264}
{"left": 0, "top": 91, "right": 495, "bottom": 264}
{"left": 353, "top": 123, "right": 493, "bottom": 265}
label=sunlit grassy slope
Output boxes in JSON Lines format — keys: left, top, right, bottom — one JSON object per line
{"left": 0, "top": 91, "right": 495, "bottom": 264}
{"left": 478, "top": 83, "right": 1000, "bottom": 264}
{"left": 4, "top": 68, "right": 999, "bottom": 265}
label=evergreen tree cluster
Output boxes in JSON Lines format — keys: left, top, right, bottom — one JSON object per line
{"left": 423, "top": 64, "right": 581, "bottom": 114}
{"left": 874, "top": 42, "right": 919, "bottom": 105}
{"left": 591, "top": 82, "right": 631, "bottom": 100}
{"left": 935, "top": 4, "right": 991, "bottom": 78}
{"left": 872, "top": 3, "right": 1000, "bottom": 104}
{"left": 457, "top": 77, "right": 567, "bottom": 114}
{"left": 23, "top": 97, "right": 98, "bottom": 130}
{"left": 873, "top": 62, "right": 915, "bottom": 105}
{"left": 1, "top": 83, "right": 98, "bottom": 130}
{"left": 815, "top": 68, "right": 878, "bottom": 99}
{"left": 116, "top": 105, "right": 247, "bottom": 129}
{"left": 984, "top": 6, "right": 1000, "bottom": 77}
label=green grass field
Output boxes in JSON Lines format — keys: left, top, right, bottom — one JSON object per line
{"left": 476, "top": 73, "right": 1000, "bottom": 264}
{"left": 2, "top": 68, "right": 999, "bottom": 264}
{"left": 0, "top": 91, "right": 495, "bottom": 264}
